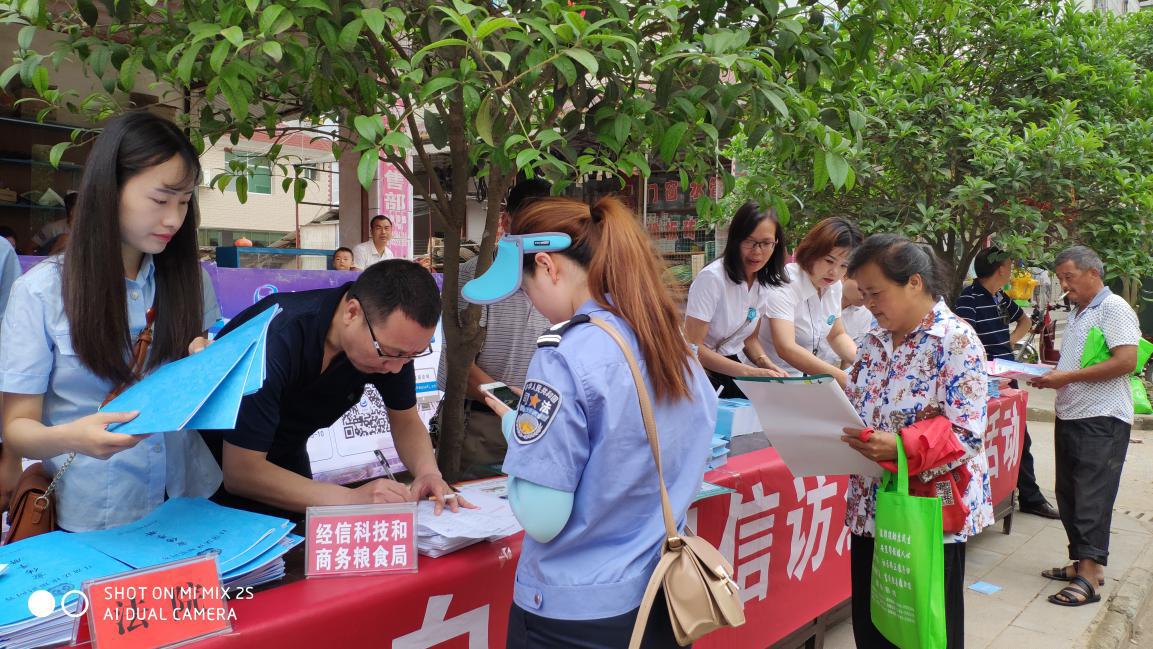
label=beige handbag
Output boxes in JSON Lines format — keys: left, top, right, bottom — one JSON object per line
{"left": 588, "top": 318, "right": 746, "bottom": 648}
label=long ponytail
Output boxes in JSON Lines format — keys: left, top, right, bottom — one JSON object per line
{"left": 513, "top": 196, "right": 693, "bottom": 401}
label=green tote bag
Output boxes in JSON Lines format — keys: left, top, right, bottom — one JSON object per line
{"left": 871, "top": 438, "right": 947, "bottom": 649}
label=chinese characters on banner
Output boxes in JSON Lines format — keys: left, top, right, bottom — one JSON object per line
{"left": 983, "top": 389, "right": 1027, "bottom": 504}
{"left": 305, "top": 505, "right": 418, "bottom": 577}
{"left": 84, "top": 556, "right": 233, "bottom": 649}
{"left": 377, "top": 160, "right": 414, "bottom": 259}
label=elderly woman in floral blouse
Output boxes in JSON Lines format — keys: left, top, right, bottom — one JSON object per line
{"left": 840, "top": 234, "right": 993, "bottom": 649}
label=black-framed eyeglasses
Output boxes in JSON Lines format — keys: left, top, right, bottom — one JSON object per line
{"left": 741, "top": 238, "right": 777, "bottom": 252}
{"left": 352, "top": 293, "right": 434, "bottom": 360}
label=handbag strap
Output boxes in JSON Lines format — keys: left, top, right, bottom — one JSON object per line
{"left": 587, "top": 317, "right": 679, "bottom": 541}
{"left": 881, "top": 433, "right": 909, "bottom": 496}
{"left": 39, "top": 307, "right": 158, "bottom": 504}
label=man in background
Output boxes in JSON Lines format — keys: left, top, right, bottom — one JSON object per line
{"left": 1030, "top": 245, "right": 1140, "bottom": 605}
{"left": 955, "top": 247, "right": 1058, "bottom": 520}
{"left": 352, "top": 215, "right": 396, "bottom": 269}
{"left": 434, "top": 179, "right": 552, "bottom": 477}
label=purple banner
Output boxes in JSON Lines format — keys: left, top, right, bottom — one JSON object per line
{"left": 17, "top": 257, "right": 444, "bottom": 319}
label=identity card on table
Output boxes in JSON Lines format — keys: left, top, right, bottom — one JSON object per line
{"left": 734, "top": 374, "right": 883, "bottom": 478}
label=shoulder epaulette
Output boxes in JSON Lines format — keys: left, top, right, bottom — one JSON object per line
{"left": 536, "top": 314, "right": 591, "bottom": 348}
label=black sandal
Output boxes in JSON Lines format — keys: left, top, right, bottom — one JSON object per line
{"left": 1048, "top": 575, "right": 1102, "bottom": 607}
{"left": 1041, "top": 563, "right": 1105, "bottom": 586}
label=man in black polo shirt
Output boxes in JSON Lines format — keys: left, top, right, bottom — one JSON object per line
{"left": 201, "top": 260, "right": 462, "bottom": 519}
{"left": 955, "top": 247, "right": 1059, "bottom": 519}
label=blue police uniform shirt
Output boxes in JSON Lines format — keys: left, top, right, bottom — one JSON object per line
{"left": 502, "top": 300, "right": 717, "bottom": 620}
{"left": 0, "top": 256, "right": 223, "bottom": 531}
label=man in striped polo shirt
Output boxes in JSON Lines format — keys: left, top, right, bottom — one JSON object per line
{"left": 955, "top": 247, "right": 1060, "bottom": 519}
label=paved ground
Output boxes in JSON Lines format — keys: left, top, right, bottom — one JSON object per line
{"left": 822, "top": 384, "right": 1153, "bottom": 648}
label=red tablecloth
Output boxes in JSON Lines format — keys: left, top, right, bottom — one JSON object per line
{"left": 114, "top": 391, "right": 1026, "bottom": 648}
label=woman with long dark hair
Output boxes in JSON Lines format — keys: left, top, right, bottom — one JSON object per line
{"left": 465, "top": 196, "right": 716, "bottom": 647}
{"left": 685, "top": 200, "right": 789, "bottom": 397}
{"left": 0, "top": 111, "right": 222, "bottom": 532}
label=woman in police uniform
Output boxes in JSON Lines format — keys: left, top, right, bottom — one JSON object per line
{"left": 464, "top": 196, "right": 716, "bottom": 648}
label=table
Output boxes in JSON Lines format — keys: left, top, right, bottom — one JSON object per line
{"left": 147, "top": 391, "right": 1029, "bottom": 648}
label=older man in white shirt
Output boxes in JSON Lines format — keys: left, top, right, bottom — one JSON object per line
{"left": 352, "top": 215, "right": 397, "bottom": 268}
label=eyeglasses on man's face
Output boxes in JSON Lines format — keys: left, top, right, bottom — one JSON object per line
{"left": 741, "top": 238, "right": 777, "bottom": 252}
{"left": 351, "top": 294, "right": 433, "bottom": 360}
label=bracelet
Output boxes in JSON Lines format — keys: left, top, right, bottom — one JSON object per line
{"left": 753, "top": 354, "right": 769, "bottom": 365}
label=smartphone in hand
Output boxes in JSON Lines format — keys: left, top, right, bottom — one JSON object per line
{"left": 479, "top": 381, "right": 520, "bottom": 409}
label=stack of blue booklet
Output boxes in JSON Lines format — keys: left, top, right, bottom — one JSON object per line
{"left": 100, "top": 305, "right": 280, "bottom": 433}
{"left": 70, "top": 498, "right": 301, "bottom": 588}
{"left": 0, "top": 500, "right": 301, "bottom": 649}
{"left": 0, "top": 532, "right": 128, "bottom": 649}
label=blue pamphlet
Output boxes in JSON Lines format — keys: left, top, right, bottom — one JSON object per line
{"left": 102, "top": 305, "right": 279, "bottom": 434}
{"left": 0, "top": 532, "right": 129, "bottom": 627}
{"left": 968, "top": 581, "right": 1002, "bottom": 595}
{"left": 70, "top": 498, "right": 293, "bottom": 574}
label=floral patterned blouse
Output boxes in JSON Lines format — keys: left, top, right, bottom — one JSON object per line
{"left": 844, "top": 300, "right": 993, "bottom": 542}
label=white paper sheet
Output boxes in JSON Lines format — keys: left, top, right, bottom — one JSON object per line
{"left": 735, "top": 375, "right": 883, "bottom": 478}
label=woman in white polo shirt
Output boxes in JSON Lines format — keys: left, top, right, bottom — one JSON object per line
{"left": 685, "top": 201, "right": 789, "bottom": 397}
{"left": 752, "top": 217, "right": 862, "bottom": 387}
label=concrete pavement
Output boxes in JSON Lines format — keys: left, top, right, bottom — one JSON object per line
{"left": 821, "top": 385, "right": 1153, "bottom": 649}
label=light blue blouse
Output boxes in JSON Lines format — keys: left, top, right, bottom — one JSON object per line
{"left": 500, "top": 301, "right": 716, "bottom": 620}
{"left": 0, "top": 256, "right": 223, "bottom": 531}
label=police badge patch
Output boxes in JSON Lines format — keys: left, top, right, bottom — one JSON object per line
{"left": 514, "top": 380, "right": 562, "bottom": 444}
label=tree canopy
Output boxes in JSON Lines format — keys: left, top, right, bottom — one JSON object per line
{"left": 726, "top": 0, "right": 1153, "bottom": 302}
{"left": 1, "top": 0, "right": 892, "bottom": 475}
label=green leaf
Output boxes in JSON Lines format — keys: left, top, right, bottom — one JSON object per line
{"left": 293, "top": 177, "right": 307, "bottom": 203}
{"left": 361, "top": 8, "right": 386, "bottom": 36}
{"left": 747, "top": 123, "right": 770, "bottom": 148}
{"left": 245, "top": 0, "right": 259, "bottom": 13}
{"left": 848, "top": 109, "right": 865, "bottom": 132}
{"left": 515, "top": 148, "right": 541, "bottom": 170}
{"left": 48, "top": 141, "right": 69, "bottom": 168}
{"left": 411, "top": 38, "right": 468, "bottom": 65}
{"left": 489, "top": 51, "right": 511, "bottom": 70}
{"left": 475, "top": 17, "right": 519, "bottom": 40}
{"left": 763, "top": 88, "right": 789, "bottom": 119}
{"left": 564, "top": 48, "right": 598, "bottom": 77}
{"left": 357, "top": 149, "right": 378, "bottom": 189}
{"left": 771, "top": 195, "right": 791, "bottom": 228}
{"left": 17, "top": 26, "right": 35, "bottom": 50}
{"left": 0, "top": 64, "right": 20, "bottom": 90}
{"left": 77, "top": 0, "right": 99, "bottom": 26}
{"left": 353, "top": 115, "right": 382, "bottom": 142}
{"left": 424, "top": 110, "right": 448, "bottom": 149}
{"left": 261, "top": 41, "right": 283, "bottom": 62}
{"left": 813, "top": 149, "right": 829, "bottom": 191}
{"left": 176, "top": 42, "right": 206, "bottom": 84}
{"left": 659, "top": 122, "right": 689, "bottom": 163}
{"left": 258, "top": 5, "right": 285, "bottom": 34}
{"left": 553, "top": 56, "right": 577, "bottom": 85}
{"left": 476, "top": 95, "right": 495, "bottom": 146}
{"left": 31, "top": 66, "right": 49, "bottom": 96}
{"left": 221, "top": 26, "right": 244, "bottom": 47}
{"left": 209, "top": 40, "right": 230, "bottom": 73}
{"left": 338, "top": 19, "right": 364, "bottom": 51}
{"left": 418, "top": 76, "right": 456, "bottom": 101}
{"left": 235, "top": 175, "right": 248, "bottom": 204}
{"left": 825, "top": 152, "right": 849, "bottom": 189}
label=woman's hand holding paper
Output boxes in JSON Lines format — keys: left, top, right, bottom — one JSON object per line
{"left": 841, "top": 426, "right": 899, "bottom": 463}
{"left": 68, "top": 411, "right": 147, "bottom": 459}
{"left": 187, "top": 336, "right": 212, "bottom": 355}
